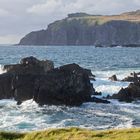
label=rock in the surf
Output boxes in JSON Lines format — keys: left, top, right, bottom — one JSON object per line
{"left": 108, "top": 81, "right": 140, "bottom": 102}
{"left": 90, "top": 97, "right": 110, "bottom": 104}
{"left": 122, "top": 72, "right": 140, "bottom": 82}
{"left": 109, "top": 75, "right": 118, "bottom": 81}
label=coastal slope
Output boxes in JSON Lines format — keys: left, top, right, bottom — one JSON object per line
{"left": 19, "top": 10, "right": 140, "bottom": 47}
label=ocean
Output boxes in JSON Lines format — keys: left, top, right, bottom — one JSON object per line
{"left": 0, "top": 45, "right": 140, "bottom": 132}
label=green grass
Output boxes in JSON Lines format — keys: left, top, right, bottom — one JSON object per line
{"left": 68, "top": 14, "right": 140, "bottom": 26}
{"left": 1, "top": 127, "right": 140, "bottom": 140}
{"left": 50, "top": 14, "right": 140, "bottom": 31}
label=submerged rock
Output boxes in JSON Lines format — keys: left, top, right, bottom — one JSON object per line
{"left": 0, "top": 57, "right": 109, "bottom": 106}
{"left": 90, "top": 97, "right": 110, "bottom": 104}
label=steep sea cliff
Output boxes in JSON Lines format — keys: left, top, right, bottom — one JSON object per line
{"left": 19, "top": 10, "right": 140, "bottom": 46}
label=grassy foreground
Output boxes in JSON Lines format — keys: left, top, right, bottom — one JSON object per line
{"left": 1, "top": 127, "right": 140, "bottom": 140}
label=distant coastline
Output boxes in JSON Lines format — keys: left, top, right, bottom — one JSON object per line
{"left": 19, "top": 10, "right": 140, "bottom": 47}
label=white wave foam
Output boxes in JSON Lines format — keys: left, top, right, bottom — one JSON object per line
{"left": 0, "top": 65, "right": 6, "bottom": 74}
{"left": 90, "top": 69, "right": 139, "bottom": 96}
{"left": 19, "top": 99, "right": 38, "bottom": 109}
{"left": 0, "top": 99, "right": 16, "bottom": 107}
{"left": 92, "top": 78, "right": 129, "bottom": 96}
{"left": 0, "top": 99, "right": 139, "bottom": 132}
{"left": 92, "top": 68, "right": 140, "bottom": 80}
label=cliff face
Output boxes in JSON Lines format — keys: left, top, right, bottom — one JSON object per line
{"left": 19, "top": 10, "right": 140, "bottom": 46}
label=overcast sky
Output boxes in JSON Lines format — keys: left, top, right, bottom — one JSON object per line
{"left": 0, "top": 0, "right": 140, "bottom": 44}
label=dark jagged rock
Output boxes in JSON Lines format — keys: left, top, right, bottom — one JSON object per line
{"left": 122, "top": 76, "right": 139, "bottom": 82}
{"left": 34, "top": 64, "right": 94, "bottom": 106}
{"left": 108, "top": 82, "right": 140, "bottom": 102}
{"left": 3, "top": 56, "right": 54, "bottom": 74}
{"left": 19, "top": 10, "right": 140, "bottom": 46}
{"left": 0, "top": 57, "right": 109, "bottom": 106}
{"left": 109, "top": 75, "right": 118, "bottom": 81}
{"left": 0, "top": 74, "right": 14, "bottom": 99}
{"left": 0, "top": 56, "right": 54, "bottom": 102}
{"left": 12, "top": 74, "right": 39, "bottom": 103}
{"left": 84, "top": 68, "right": 95, "bottom": 81}
{"left": 122, "top": 72, "right": 140, "bottom": 82}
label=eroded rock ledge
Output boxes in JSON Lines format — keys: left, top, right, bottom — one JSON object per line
{"left": 0, "top": 56, "right": 109, "bottom": 106}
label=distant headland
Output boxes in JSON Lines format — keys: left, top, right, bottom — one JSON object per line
{"left": 19, "top": 10, "right": 140, "bottom": 47}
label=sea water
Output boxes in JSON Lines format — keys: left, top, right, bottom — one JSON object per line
{"left": 0, "top": 45, "right": 140, "bottom": 132}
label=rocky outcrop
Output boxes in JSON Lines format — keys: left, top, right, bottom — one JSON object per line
{"left": 3, "top": 56, "right": 54, "bottom": 74}
{"left": 108, "top": 82, "right": 140, "bottom": 102}
{"left": 109, "top": 75, "right": 118, "bottom": 81}
{"left": 19, "top": 10, "right": 140, "bottom": 46}
{"left": 108, "top": 72, "right": 140, "bottom": 82}
{"left": 0, "top": 57, "right": 109, "bottom": 106}
{"left": 34, "top": 64, "right": 94, "bottom": 106}
{"left": 122, "top": 72, "right": 140, "bottom": 82}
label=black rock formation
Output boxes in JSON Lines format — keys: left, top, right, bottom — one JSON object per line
{"left": 109, "top": 75, "right": 118, "bottom": 81}
{"left": 0, "top": 57, "right": 109, "bottom": 106}
{"left": 108, "top": 82, "right": 140, "bottom": 102}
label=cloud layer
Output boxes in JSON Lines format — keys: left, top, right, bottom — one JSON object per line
{"left": 0, "top": 0, "right": 140, "bottom": 44}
